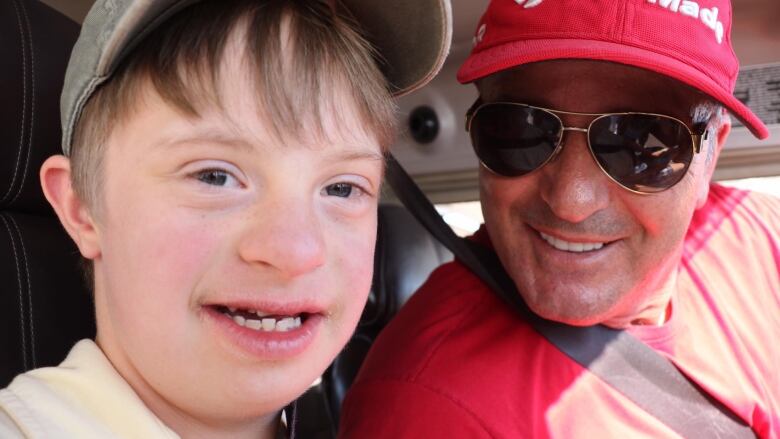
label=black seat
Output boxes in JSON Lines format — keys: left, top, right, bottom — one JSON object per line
{"left": 0, "top": 0, "right": 95, "bottom": 387}
{"left": 328, "top": 203, "right": 453, "bottom": 416}
{"left": 295, "top": 203, "right": 453, "bottom": 437}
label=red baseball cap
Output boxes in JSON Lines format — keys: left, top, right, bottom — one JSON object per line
{"left": 458, "top": 0, "right": 769, "bottom": 139}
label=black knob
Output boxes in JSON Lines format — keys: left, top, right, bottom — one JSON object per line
{"left": 409, "top": 106, "right": 439, "bottom": 144}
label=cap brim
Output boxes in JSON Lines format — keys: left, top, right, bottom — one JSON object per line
{"left": 344, "top": 0, "right": 452, "bottom": 97}
{"left": 458, "top": 38, "right": 769, "bottom": 139}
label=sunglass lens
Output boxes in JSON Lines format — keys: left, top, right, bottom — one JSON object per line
{"left": 589, "top": 114, "right": 694, "bottom": 192}
{"left": 470, "top": 104, "right": 561, "bottom": 177}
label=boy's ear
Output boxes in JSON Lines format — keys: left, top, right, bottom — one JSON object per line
{"left": 696, "top": 119, "right": 731, "bottom": 209}
{"left": 40, "top": 155, "right": 101, "bottom": 260}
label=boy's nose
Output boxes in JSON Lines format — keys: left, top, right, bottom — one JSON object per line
{"left": 538, "top": 131, "right": 611, "bottom": 223}
{"left": 238, "top": 202, "right": 326, "bottom": 278}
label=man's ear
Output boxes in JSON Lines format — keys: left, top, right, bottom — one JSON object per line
{"left": 40, "top": 155, "right": 101, "bottom": 260}
{"left": 696, "top": 118, "right": 731, "bottom": 209}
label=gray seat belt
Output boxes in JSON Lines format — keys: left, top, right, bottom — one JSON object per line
{"left": 384, "top": 154, "right": 756, "bottom": 438}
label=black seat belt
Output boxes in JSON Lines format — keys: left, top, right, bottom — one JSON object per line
{"left": 384, "top": 154, "right": 756, "bottom": 438}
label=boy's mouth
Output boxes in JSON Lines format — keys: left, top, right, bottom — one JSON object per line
{"left": 212, "top": 305, "right": 309, "bottom": 332}
{"left": 203, "top": 302, "right": 324, "bottom": 359}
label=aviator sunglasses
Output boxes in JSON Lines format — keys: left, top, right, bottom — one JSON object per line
{"left": 465, "top": 100, "right": 710, "bottom": 193}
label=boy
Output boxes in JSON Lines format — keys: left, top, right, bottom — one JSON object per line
{"left": 0, "top": 0, "right": 450, "bottom": 437}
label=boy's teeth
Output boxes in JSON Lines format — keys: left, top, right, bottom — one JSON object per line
{"left": 228, "top": 311, "right": 303, "bottom": 332}
{"left": 539, "top": 232, "right": 604, "bottom": 253}
{"left": 245, "top": 319, "right": 263, "bottom": 330}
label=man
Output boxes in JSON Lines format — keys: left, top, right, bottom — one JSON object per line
{"left": 339, "top": 0, "right": 778, "bottom": 437}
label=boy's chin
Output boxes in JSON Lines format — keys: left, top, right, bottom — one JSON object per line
{"left": 197, "top": 348, "right": 332, "bottom": 423}
{"left": 198, "top": 312, "right": 344, "bottom": 412}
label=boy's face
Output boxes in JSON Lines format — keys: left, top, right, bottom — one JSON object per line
{"left": 89, "top": 48, "right": 383, "bottom": 430}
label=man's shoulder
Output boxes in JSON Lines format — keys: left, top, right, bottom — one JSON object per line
{"left": 341, "top": 262, "right": 621, "bottom": 438}
{"left": 736, "top": 186, "right": 780, "bottom": 226}
{"left": 356, "top": 260, "right": 515, "bottom": 379}
{"left": 351, "top": 259, "right": 579, "bottom": 400}
{"left": 718, "top": 183, "right": 780, "bottom": 210}
{"left": 685, "top": 184, "right": 780, "bottom": 259}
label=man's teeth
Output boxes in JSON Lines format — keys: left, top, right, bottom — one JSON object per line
{"left": 229, "top": 312, "right": 303, "bottom": 332}
{"left": 539, "top": 232, "right": 604, "bottom": 252}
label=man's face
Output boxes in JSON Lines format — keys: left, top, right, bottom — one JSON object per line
{"left": 477, "top": 60, "right": 720, "bottom": 327}
{"left": 89, "top": 48, "right": 383, "bottom": 430}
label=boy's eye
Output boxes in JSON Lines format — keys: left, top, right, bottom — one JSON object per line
{"left": 325, "top": 182, "right": 355, "bottom": 198}
{"left": 194, "top": 169, "right": 239, "bottom": 188}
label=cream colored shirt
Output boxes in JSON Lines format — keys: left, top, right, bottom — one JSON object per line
{"left": 0, "top": 339, "right": 178, "bottom": 438}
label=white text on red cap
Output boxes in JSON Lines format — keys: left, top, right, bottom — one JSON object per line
{"left": 646, "top": 0, "right": 725, "bottom": 44}
{"left": 514, "top": 0, "right": 543, "bottom": 8}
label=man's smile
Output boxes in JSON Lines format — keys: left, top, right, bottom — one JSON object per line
{"left": 538, "top": 231, "right": 605, "bottom": 252}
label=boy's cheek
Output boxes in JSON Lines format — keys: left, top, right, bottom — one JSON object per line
{"left": 329, "top": 220, "right": 376, "bottom": 325}
{"left": 99, "top": 205, "right": 224, "bottom": 321}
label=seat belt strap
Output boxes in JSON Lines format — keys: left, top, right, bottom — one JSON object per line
{"left": 384, "top": 154, "right": 756, "bottom": 438}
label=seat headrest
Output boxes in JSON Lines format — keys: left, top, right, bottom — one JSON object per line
{"left": 363, "top": 204, "right": 454, "bottom": 326}
{"left": 0, "top": 0, "right": 79, "bottom": 215}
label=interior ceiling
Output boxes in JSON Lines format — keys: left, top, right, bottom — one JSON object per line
{"left": 42, "top": 0, "right": 779, "bottom": 66}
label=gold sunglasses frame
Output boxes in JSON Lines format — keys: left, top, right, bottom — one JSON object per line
{"left": 465, "top": 101, "right": 709, "bottom": 194}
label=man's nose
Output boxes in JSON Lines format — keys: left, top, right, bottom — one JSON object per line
{"left": 538, "top": 130, "right": 611, "bottom": 223}
{"left": 238, "top": 200, "right": 326, "bottom": 278}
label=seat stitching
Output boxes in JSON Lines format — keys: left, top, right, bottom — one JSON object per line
{"left": 1, "top": 0, "right": 27, "bottom": 204}
{"left": 0, "top": 214, "right": 28, "bottom": 370}
{"left": 8, "top": 215, "right": 35, "bottom": 367}
{"left": 10, "top": 0, "right": 36, "bottom": 206}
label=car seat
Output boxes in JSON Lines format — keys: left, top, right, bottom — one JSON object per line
{"left": 0, "top": 0, "right": 95, "bottom": 387}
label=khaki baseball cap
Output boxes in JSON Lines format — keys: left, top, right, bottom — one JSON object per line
{"left": 60, "top": 0, "right": 453, "bottom": 155}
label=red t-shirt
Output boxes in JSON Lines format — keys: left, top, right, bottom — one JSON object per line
{"left": 339, "top": 185, "right": 780, "bottom": 438}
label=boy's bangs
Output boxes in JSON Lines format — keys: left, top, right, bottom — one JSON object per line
{"left": 134, "top": 0, "right": 396, "bottom": 148}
